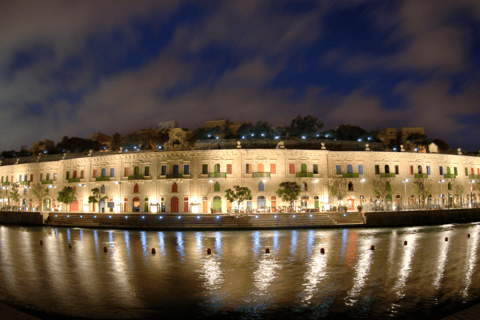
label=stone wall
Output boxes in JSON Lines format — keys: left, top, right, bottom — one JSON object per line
{"left": 365, "top": 208, "right": 480, "bottom": 227}
{"left": 0, "top": 211, "right": 44, "bottom": 226}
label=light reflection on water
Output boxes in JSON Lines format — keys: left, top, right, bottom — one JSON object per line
{"left": 0, "top": 224, "right": 480, "bottom": 319}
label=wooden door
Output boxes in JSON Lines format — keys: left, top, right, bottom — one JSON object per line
{"left": 171, "top": 197, "right": 179, "bottom": 213}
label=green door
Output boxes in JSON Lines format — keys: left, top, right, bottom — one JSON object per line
{"left": 314, "top": 201, "right": 319, "bottom": 209}
{"left": 213, "top": 196, "right": 222, "bottom": 212}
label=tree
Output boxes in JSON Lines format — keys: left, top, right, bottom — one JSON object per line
{"left": 57, "top": 187, "right": 76, "bottom": 212}
{"left": 289, "top": 115, "right": 324, "bottom": 137}
{"left": 335, "top": 124, "right": 367, "bottom": 141}
{"left": 371, "top": 176, "right": 396, "bottom": 210}
{"left": 450, "top": 180, "right": 465, "bottom": 207}
{"left": 412, "top": 178, "right": 433, "bottom": 208}
{"left": 224, "top": 186, "right": 252, "bottom": 213}
{"left": 32, "top": 183, "right": 49, "bottom": 209}
{"left": 9, "top": 182, "right": 20, "bottom": 206}
{"left": 430, "top": 138, "right": 449, "bottom": 152}
{"left": 325, "top": 177, "right": 347, "bottom": 206}
{"left": 407, "top": 133, "right": 429, "bottom": 147}
{"left": 276, "top": 182, "right": 301, "bottom": 209}
{"left": 111, "top": 133, "right": 122, "bottom": 151}
{"left": 88, "top": 188, "right": 108, "bottom": 212}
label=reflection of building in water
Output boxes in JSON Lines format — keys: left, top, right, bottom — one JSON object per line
{"left": 461, "top": 231, "right": 479, "bottom": 298}
{"left": 345, "top": 238, "right": 373, "bottom": 306}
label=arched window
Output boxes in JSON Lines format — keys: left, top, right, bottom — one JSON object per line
{"left": 447, "top": 166, "right": 451, "bottom": 174}
{"left": 134, "top": 166, "right": 140, "bottom": 175}
{"left": 173, "top": 165, "right": 179, "bottom": 174}
{"left": 46, "top": 173, "right": 50, "bottom": 180}
{"left": 348, "top": 182, "right": 354, "bottom": 191}
{"left": 418, "top": 165, "right": 422, "bottom": 174}
{"left": 24, "top": 174, "right": 27, "bottom": 181}
{"left": 101, "top": 168, "right": 106, "bottom": 177}
{"left": 258, "top": 163, "right": 264, "bottom": 172}
{"left": 73, "top": 170, "right": 77, "bottom": 178}
{"left": 471, "top": 168, "right": 475, "bottom": 175}
{"left": 301, "top": 182, "right": 307, "bottom": 191}
{"left": 258, "top": 181, "right": 264, "bottom": 191}
{"left": 172, "top": 183, "right": 178, "bottom": 192}
{"left": 214, "top": 182, "right": 220, "bottom": 192}
{"left": 214, "top": 164, "right": 220, "bottom": 173}
{"left": 385, "top": 165, "right": 390, "bottom": 173}
{"left": 134, "top": 183, "right": 139, "bottom": 193}
{"left": 347, "top": 164, "right": 353, "bottom": 173}
{"left": 101, "top": 185, "right": 105, "bottom": 194}
{"left": 448, "top": 182, "right": 452, "bottom": 190}
{"left": 301, "top": 163, "right": 307, "bottom": 173}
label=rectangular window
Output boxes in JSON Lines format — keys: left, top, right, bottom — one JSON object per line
{"left": 65, "top": 172, "right": 68, "bottom": 180}
{"left": 454, "top": 167, "right": 458, "bottom": 175}
{"left": 395, "top": 165, "right": 399, "bottom": 175}
{"left": 184, "top": 165, "right": 190, "bottom": 175}
{"left": 336, "top": 165, "right": 342, "bottom": 174}
{"left": 270, "top": 164, "right": 276, "bottom": 174}
{"left": 439, "top": 166, "right": 443, "bottom": 175}
{"left": 202, "top": 164, "right": 208, "bottom": 174}
{"left": 145, "top": 166, "right": 150, "bottom": 176}
{"left": 427, "top": 166, "right": 431, "bottom": 175}
{"left": 125, "top": 167, "right": 129, "bottom": 177}
{"left": 226, "top": 164, "right": 232, "bottom": 174}
{"left": 81, "top": 170, "right": 84, "bottom": 179}
{"left": 410, "top": 166, "right": 414, "bottom": 175}
{"left": 30, "top": 174, "right": 33, "bottom": 182}
{"left": 289, "top": 164, "right": 295, "bottom": 174}
{"left": 358, "top": 165, "right": 364, "bottom": 175}
{"left": 161, "top": 165, "right": 166, "bottom": 175}
{"left": 54, "top": 173, "right": 57, "bottom": 181}
{"left": 110, "top": 168, "right": 115, "bottom": 177}
{"left": 465, "top": 167, "right": 469, "bottom": 176}
{"left": 40, "top": 174, "right": 43, "bottom": 181}
{"left": 375, "top": 165, "right": 380, "bottom": 175}
{"left": 19, "top": 175, "right": 22, "bottom": 182}
{"left": 93, "top": 169, "right": 97, "bottom": 178}
{"left": 246, "top": 164, "right": 251, "bottom": 174}
{"left": 313, "top": 164, "right": 318, "bottom": 174}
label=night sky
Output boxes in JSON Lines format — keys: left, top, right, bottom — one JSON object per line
{"left": 1, "top": 0, "right": 480, "bottom": 152}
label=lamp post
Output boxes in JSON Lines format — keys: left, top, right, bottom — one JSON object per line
{"left": 469, "top": 180, "right": 476, "bottom": 208}
{"left": 402, "top": 179, "right": 409, "bottom": 210}
{"left": 360, "top": 179, "right": 365, "bottom": 206}
{"left": 263, "top": 179, "right": 267, "bottom": 213}
{"left": 438, "top": 179, "right": 445, "bottom": 209}
{"left": 115, "top": 181, "right": 122, "bottom": 213}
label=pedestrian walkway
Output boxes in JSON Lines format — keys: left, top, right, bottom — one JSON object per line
{"left": 0, "top": 302, "right": 41, "bottom": 320}
{"left": 442, "top": 302, "right": 480, "bottom": 319}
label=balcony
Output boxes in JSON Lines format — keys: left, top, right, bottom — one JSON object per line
{"left": 68, "top": 178, "right": 80, "bottom": 183}
{"left": 166, "top": 173, "right": 184, "bottom": 179}
{"left": 380, "top": 173, "right": 396, "bottom": 178}
{"left": 414, "top": 173, "right": 428, "bottom": 179}
{"left": 19, "top": 181, "right": 30, "bottom": 186}
{"left": 128, "top": 174, "right": 144, "bottom": 180}
{"left": 444, "top": 173, "right": 456, "bottom": 179}
{"left": 252, "top": 172, "right": 271, "bottom": 178}
{"left": 95, "top": 176, "right": 110, "bottom": 181}
{"left": 208, "top": 172, "right": 226, "bottom": 178}
{"left": 469, "top": 174, "right": 479, "bottom": 180}
{"left": 42, "top": 180, "right": 53, "bottom": 185}
{"left": 2, "top": 182, "right": 10, "bottom": 186}
{"left": 342, "top": 173, "right": 359, "bottom": 178}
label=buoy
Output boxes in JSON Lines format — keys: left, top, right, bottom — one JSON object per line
{"left": 40, "top": 240, "right": 43, "bottom": 245}
{"left": 445, "top": 237, "right": 448, "bottom": 241}
{"left": 104, "top": 246, "right": 108, "bottom": 252}
{"left": 370, "top": 245, "right": 375, "bottom": 250}
{"left": 266, "top": 248, "right": 270, "bottom": 253}
{"left": 207, "top": 248, "right": 211, "bottom": 254}
{"left": 69, "top": 243, "right": 72, "bottom": 248}
{"left": 151, "top": 248, "right": 156, "bottom": 254}
{"left": 320, "top": 248, "right": 325, "bottom": 254}
{"left": 404, "top": 241, "right": 407, "bottom": 245}
{"left": 468, "top": 234, "right": 471, "bottom": 238}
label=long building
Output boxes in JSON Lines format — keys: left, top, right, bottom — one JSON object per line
{"left": 1, "top": 138, "right": 479, "bottom": 214}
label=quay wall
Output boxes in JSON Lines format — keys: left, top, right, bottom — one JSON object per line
{"left": 0, "top": 211, "right": 44, "bottom": 226}
{"left": 365, "top": 208, "right": 480, "bottom": 227}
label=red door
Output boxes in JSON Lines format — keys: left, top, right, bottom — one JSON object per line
{"left": 184, "top": 198, "right": 188, "bottom": 212}
{"left": 203, "top": 201, "right": 208, "bottom": 213}
{"left": 70, "top": 201, "right": 78, "bottom": 211}
{"left": 171, "top": 197, "right": 179, "bottom": 213}
{"left": 271, "top": 197, "right": 276, "bottom": 212}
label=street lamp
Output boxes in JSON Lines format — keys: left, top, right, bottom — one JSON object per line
{"left": 438, "top": 179, "right": 445, "bottom": 208}
{"left": 115, "top": 181, "right": 122, "bottom": 213}
{"left": 360, "top": 179, "right": 365, "bottom": 206}
{"left": 263, "top": 179, "right": 267, "bottom": 213}
{"left": 403, "top": 179, "right": 409, "bottom": 210}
